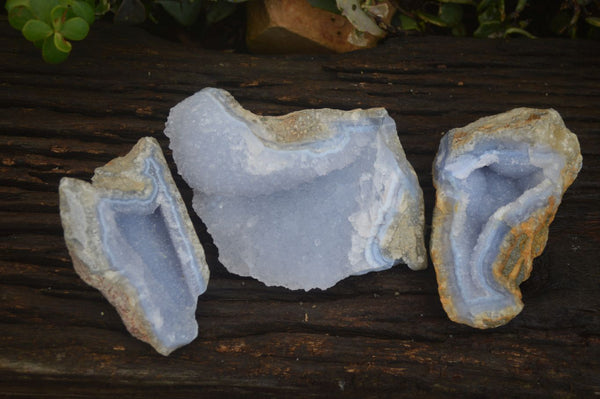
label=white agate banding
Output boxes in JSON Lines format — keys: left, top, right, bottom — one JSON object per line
{"left": 59, "top": 137, "right": 210, "bottom": 355}
{"left": 431, "top": 108, "right": 582, "bottom": 328}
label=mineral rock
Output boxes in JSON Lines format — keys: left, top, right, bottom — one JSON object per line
{"left": 165, "top": 88, "right": 426, "bottom": 290}
{"left": 246, "top": 0, "right": 394, "bottom": 54}
{"left": 59, "top": 137, "right": 210, "bottom": 355}
{"left": 430, "top": 108, "right": 582, "bottom": 328}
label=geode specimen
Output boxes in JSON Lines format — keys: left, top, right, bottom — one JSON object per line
{"left": 430, "top": 108, "right": 582, "bottom": 328}
{"left": 165, "top": 88, "right": 426, "bottom": 290}
{"left": 59, "top": 137, "right": 210, "bottom": 355}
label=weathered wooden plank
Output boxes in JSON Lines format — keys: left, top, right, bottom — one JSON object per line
{"left": 1, "top": 15, "right": 599, "bottom": 398}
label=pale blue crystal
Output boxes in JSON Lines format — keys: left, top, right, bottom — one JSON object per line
{"left": 165, "top": 88, "right": 426, "bottom": 290}
{"left": 431, "top": 108, "right": 582, "bottom": 328}
{"left": 59, "top": 137, "right": 209, "bottom": 355}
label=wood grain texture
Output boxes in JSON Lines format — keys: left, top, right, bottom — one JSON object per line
{"left": 1, "top": 16, "right": 599, "bottom": 398}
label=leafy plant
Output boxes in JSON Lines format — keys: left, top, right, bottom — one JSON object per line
{"left": 401, "top": 0, "right": 534, "bottom": 37}
{"left": 415, "top": 1, "right": 468, "bottom": 36}
{"left": 405, "top": 0, "right": 599, "bottom": 38}
{"left": 473, "top": 0, "right": 534, "bottom": 38}
{"left": 307, "top": 0, "right": 599, "bottom": 38}
{"left": 6, "top": 0, "right": 598, "bottom": 65}
{"left": 6, "top": 0, "right": 96, "bottom": 63}
{"left": 550, "top": 0, "right": 600, "bottom": 38}
{"left": 5, "top": 0, "right": 246, "bottom": 64}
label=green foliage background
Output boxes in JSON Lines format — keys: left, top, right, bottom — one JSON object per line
{"left": 392, "top": 0, "right": 600, "bottom": 38}
{"left": 5, "top": 0, "right": 600, "bottom": 64}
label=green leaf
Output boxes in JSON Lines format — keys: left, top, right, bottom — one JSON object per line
{"left": 416, "top": 11, "right": 451, "bottom": 27}
{"left": 586, "top": 17, "right": 600, "bottom": 28}
{"left": 8, "top": 5, "right": 34, "bottom": 30}
{"left": 60, "top": 16, "right": 89, "bottom": 40}
{"left": 30, "top": 0, "right": 59, "bottom": 25}
{"left": 515, "top": 0, "right": 528, "bottom": 14}
{"left": 42, "top": 34, "right": 70, "bottom": 63}
{"left": 95, "top": 0, "right": 111, "bottom": 16}
{"left": 439, "top": 3, "right": 463, "bottom": 26}
{"left": 474, "top": 20, "right": 503, "bottom": 37}
{"left": 504, "top": 27, "right": 535, "bottom": 38}
{"left": 21, "top": 19, "right": 53, "bottom": 42}
{"left": 71, "top": 0, "right": 95, "bottom": 25}
{"left": 157, "top": 0, "right": 203, "bottom": 27}
{"left": 6, "top": 0, "right": 30, "bottom": 11}
{"left": 307, "top": 0, "right": 341, "bottom": 14}
{"left": 477, "top": 0, "right": 505, "bottom": 23}
{"left": 478, "top": 2, "right": 502, "bottom": 24}
{"left": 397, "top": 14, "right": 420, "bottom": 31}
{"left": 53, "top": 32, "right": 72, "bottom": 52}
{"left": 50, "top": 5, "right": 69, "bottom": 30}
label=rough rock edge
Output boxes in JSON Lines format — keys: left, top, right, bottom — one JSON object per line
{"left": 59, "top": 137, "right": 209, "bottom": 355}
{"left": 430, "top": 108, "right": 582, "bottom": 329}
{"left": 209, "top": 87, "right": 391, "bottom": 146}
{"left": 379, "top": 129, "right": 427, "bottom": 271}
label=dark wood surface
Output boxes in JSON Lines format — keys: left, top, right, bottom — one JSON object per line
{"left": 1, "top": 16, "right": 599, "bottom": 398}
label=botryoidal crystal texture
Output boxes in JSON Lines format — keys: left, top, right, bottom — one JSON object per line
{"left": 430, "top": 108, "right": 582, "bottom": 328}
{"left": 59, "top": 137, "right": 210, "bottom": 355}
{"left": 165, "top": 88, "right": 426, "bottom": 290}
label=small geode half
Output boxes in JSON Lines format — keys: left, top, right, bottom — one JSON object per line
{"left": 59, "top": 137, "right": 209, "bottom": 355}
{"left": 430, "top": 108, "right": 582, "bottom": 328}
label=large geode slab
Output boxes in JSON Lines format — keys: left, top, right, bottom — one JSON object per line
{"left": 165, "top": 88, "right": 426, "bottom": 290}
{"left": 431, "top": 108, "right": 582, "bottom": 328}
{"left": 59, "top": 137, "right": 210, "bottom": 355}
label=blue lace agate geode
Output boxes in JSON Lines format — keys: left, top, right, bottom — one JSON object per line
{"left": 165, "top": 88, "right": 426, "bottom": 290}
{"left": 59, "top": 137, "right": 209, "bottom": 355}
{"left": 431, "top": 108, "right": 582, "bottom": 328}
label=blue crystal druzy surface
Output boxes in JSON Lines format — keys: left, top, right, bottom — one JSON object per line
{"left": 165, "top": 88, "right": 426, "bottom": 290}
{"left": 431, "top": 108, "right": 582, "bottom": 328}
{"left": 97, "top": 155, "right": 207, "bottom": 351}
{"left": 60, "top": 137, "right": 209, "bottom": 355}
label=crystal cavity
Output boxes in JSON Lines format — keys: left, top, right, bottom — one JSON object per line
{"left": 430, "top": 108, "right": 582, "bottom": 328}
{"left": 59, "top": 137, "right": 210, "bottom": 355}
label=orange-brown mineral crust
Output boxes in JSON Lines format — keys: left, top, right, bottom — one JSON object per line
{"left": 430, "top": 108, "right": 582, "bottom": 329}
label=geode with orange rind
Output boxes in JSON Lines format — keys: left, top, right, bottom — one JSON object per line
{"left": 430, "top": 108, "right": 582, "bottom": 328}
